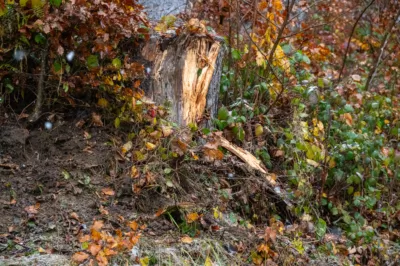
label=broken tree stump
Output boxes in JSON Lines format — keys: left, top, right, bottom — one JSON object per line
{"left": 142, "top": 33, "right": 224, "bottom": 126}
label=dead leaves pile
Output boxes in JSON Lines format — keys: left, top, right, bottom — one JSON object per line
{"left": 72, "top": 220, "right": 141, "bottom": 266}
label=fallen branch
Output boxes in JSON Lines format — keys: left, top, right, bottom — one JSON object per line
{"left": 213, "top": 135, "right": 293, "bottom": 208}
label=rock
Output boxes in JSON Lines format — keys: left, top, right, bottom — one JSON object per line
{"left": 0, "top": 254, "right": 71, "bottom": 266}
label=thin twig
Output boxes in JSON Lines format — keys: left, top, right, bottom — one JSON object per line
{"left": 337, "top": 0, "right": 376, "bottom": 83}
{"left": 365, "top": 8, "right": 400, "bottom": 91}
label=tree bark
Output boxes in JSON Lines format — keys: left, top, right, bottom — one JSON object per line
{"left": 142, "top": 34, "right": 224, "bottom": 126}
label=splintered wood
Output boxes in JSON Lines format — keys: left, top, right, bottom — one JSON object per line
{"left": 217, "top": 136, "right": 277, "bottom": 186}
{"left": 143, "top": 34, "right": 223, "bottom": 126}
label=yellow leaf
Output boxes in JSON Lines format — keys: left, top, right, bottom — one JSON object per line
{"left": 213, "top": 207, "right": 221, "bottom": 219}
{"left": 313, "top": 127, "right": 319, "bottom": 137}
{"left": 145, "top": 142, "right": 156, "bottom": 151}
{"left": 255, "top": 124, "right": 263, "bottom": 136}
{"left": 97, "top": 98, "right": 109, "bottom": 108}
{"left": 140, "top": 256, "right": 150, "bottom": 266}
{"left": 131, "top": 166, "right": 139, "bottom": 178}
{"left": 306, "top": 159, "right": 320, "bottom": 167}
{"left": 273, "top": 0, "right": 283, "bottom": 11}
{"left": 204, "top": 256, "right": 213, "bottom": 266}
{"left": 121, "top": 141, "right": 133, "bottom": 154}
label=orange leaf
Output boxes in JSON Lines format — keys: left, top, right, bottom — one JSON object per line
{"left": 101, "top": 188, "right": 115, "bottom": 196}
{"left": 79, "top": 234, "right": 91, "bottom": 243}
{"left": 203, "top": 148, "right": 224, "bottom": 160}
{"left": 92, "top": 220, "right": 104, "bottom": 231}
{"left": 186, "top": 212, "right": 200, "bottom": 223}
{"left": 155, "top": 208, "right": 166, "bottom": 217}
{"left": 96, "top": 250, "right": 108, "bottom": 266}
{"left": 181, "top": 236, "right": 193, "bottom": 243}
{"left": 89, "top": 243, "right": 102, "bottom": 256}
{"left": 72, "top": 251, "right": 89, "bottom": 263}
{"left": 103, "top": 248, "right": 117, "bottom": 256}
{"left": 91, "top": 229, "right": 102, "bottom": 241}
{"left": 128, "top": 221, "right": 138, "bottom": 231}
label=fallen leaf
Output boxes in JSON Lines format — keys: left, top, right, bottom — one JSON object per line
{"left": 101, "top": 187, "right": 115, "bottom": 196}
{"left": 128, "top": 221, "right": 138, "bottom": 231}
{"left": 161, "top": 126, "right": 173, "bottom": 137}
{"left": 92, "top": 220, "right": 104, "bottom": 231}
{"left": 121, "top": 141, "right": 133, "bottom": 154}
{"left": 274, "top": 150, "right": 284, "bottom": 157}
{"left": 351, "top": 74, "right": 361, "bottom": 82}
{"left": 306, "top": 159, "right": 320, "bottom": 167}
{"left": 91, "top": 112, "right": 103, "bottom": 127}
{"left": 204, "top": 256, "right": 213, "bottom": 266}
{"left": 186, "top": 212, "right": 200, "bottom": 223}
{"left": 131, "top": 166, "right": 140, "bottom": 178}
{"left": 70, "top": 212, "right": 80, "bottom": 220}
{"left": 89, "top": 243, "right": 102, "bottom": 256}
{"left": 79, "top": 234, "right": 91, "bottom": 243}
{"left": 181, "top": 236, "right": 193, "bottom": 244}
{"left": 203, "top": 148, "right": 224, "bottom": 160}
{"left": 72, "top": 251, "right": 89, "bottom": 263}
{"left": 145, "top": 142, "right": 156, "bottom": 151}
{"left": 264, "top": 227, "right": 277, "bottom": 242}
{"left": 24, "top": 203, "right": 40, "bottom": 215}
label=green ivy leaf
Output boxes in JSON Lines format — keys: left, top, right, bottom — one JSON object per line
{"left": 217, "top": 106, "right": 229, "bottom": 120}
{"left": 86, "top": 55, "right": 99, "bottom": 69}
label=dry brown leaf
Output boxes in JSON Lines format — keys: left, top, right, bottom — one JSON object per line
{"left": 181, "top": 236, "right": 193, "bottom": 244}
{"left": 92, "top": 220, "right": 104, "bottom": 231}
{"left": 264, "top": 227, "right": 277, "bottom": 242}
{"left": 79, "top": 234, "right": 91, "bottom": 243}
{"left": 72, "top": 251, "right": 89, "bottom": 263}
{"left": 161, "top": 126, "right": 173, "bottom": 137}
{"left": 203, "top": 148, "right": 224, "bottom": 160}
{"left": 101, "top": 187, "right": 115, "bottom": 196}
{"left": 70, "top": 212, "right": 80, "bottom": 220}
{"left": 91, "top": 112, "right": 103, "bottom": 127}
{"left": 89, "top": 243, "right": 102, "bottom": 256}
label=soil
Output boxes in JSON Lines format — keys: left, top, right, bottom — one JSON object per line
{"left": 0, "top": 111, "right": 258, "bottom": 265}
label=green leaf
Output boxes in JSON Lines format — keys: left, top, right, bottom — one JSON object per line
{"left": 49, "top": 0, "right": 62, "bottom": 7}
{"left": 233, "top": 126, "right": 245, "bottom": 141}
{"left": 86, "top": 55, "right": 99, "bottom": 69}
{"left": 114, "top": 117, "right": 120, "bottom": 128}
{"left": 232, "top": 49, "right": 241, "bottom": 60}
{"left": 112, "top": 58, "right": 122, "bottom": 69}
{"left": 217, "top": 106, "right": 229, "bottom": 120}
{"left": 344, "top": 104, "right": 354, "bottom": 113}
{"left": 302, "top": 54, "right": 311, "bottom": 64}
{"left": 197, "top": 68, "right": 203, "bottom": 77}
{"left": 315, "top": 218, "right": 327, "bottom": 240}
{"left": 53, "top": 60, "right": 62, "bottom": 73}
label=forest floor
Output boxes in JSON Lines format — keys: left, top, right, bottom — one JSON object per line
{"left": 0, "top": 111, "right": 396, "bottom": 266}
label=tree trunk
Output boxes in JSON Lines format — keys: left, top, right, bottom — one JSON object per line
{"left": 142, "top": 34, "right": 224, "bottom": 126}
